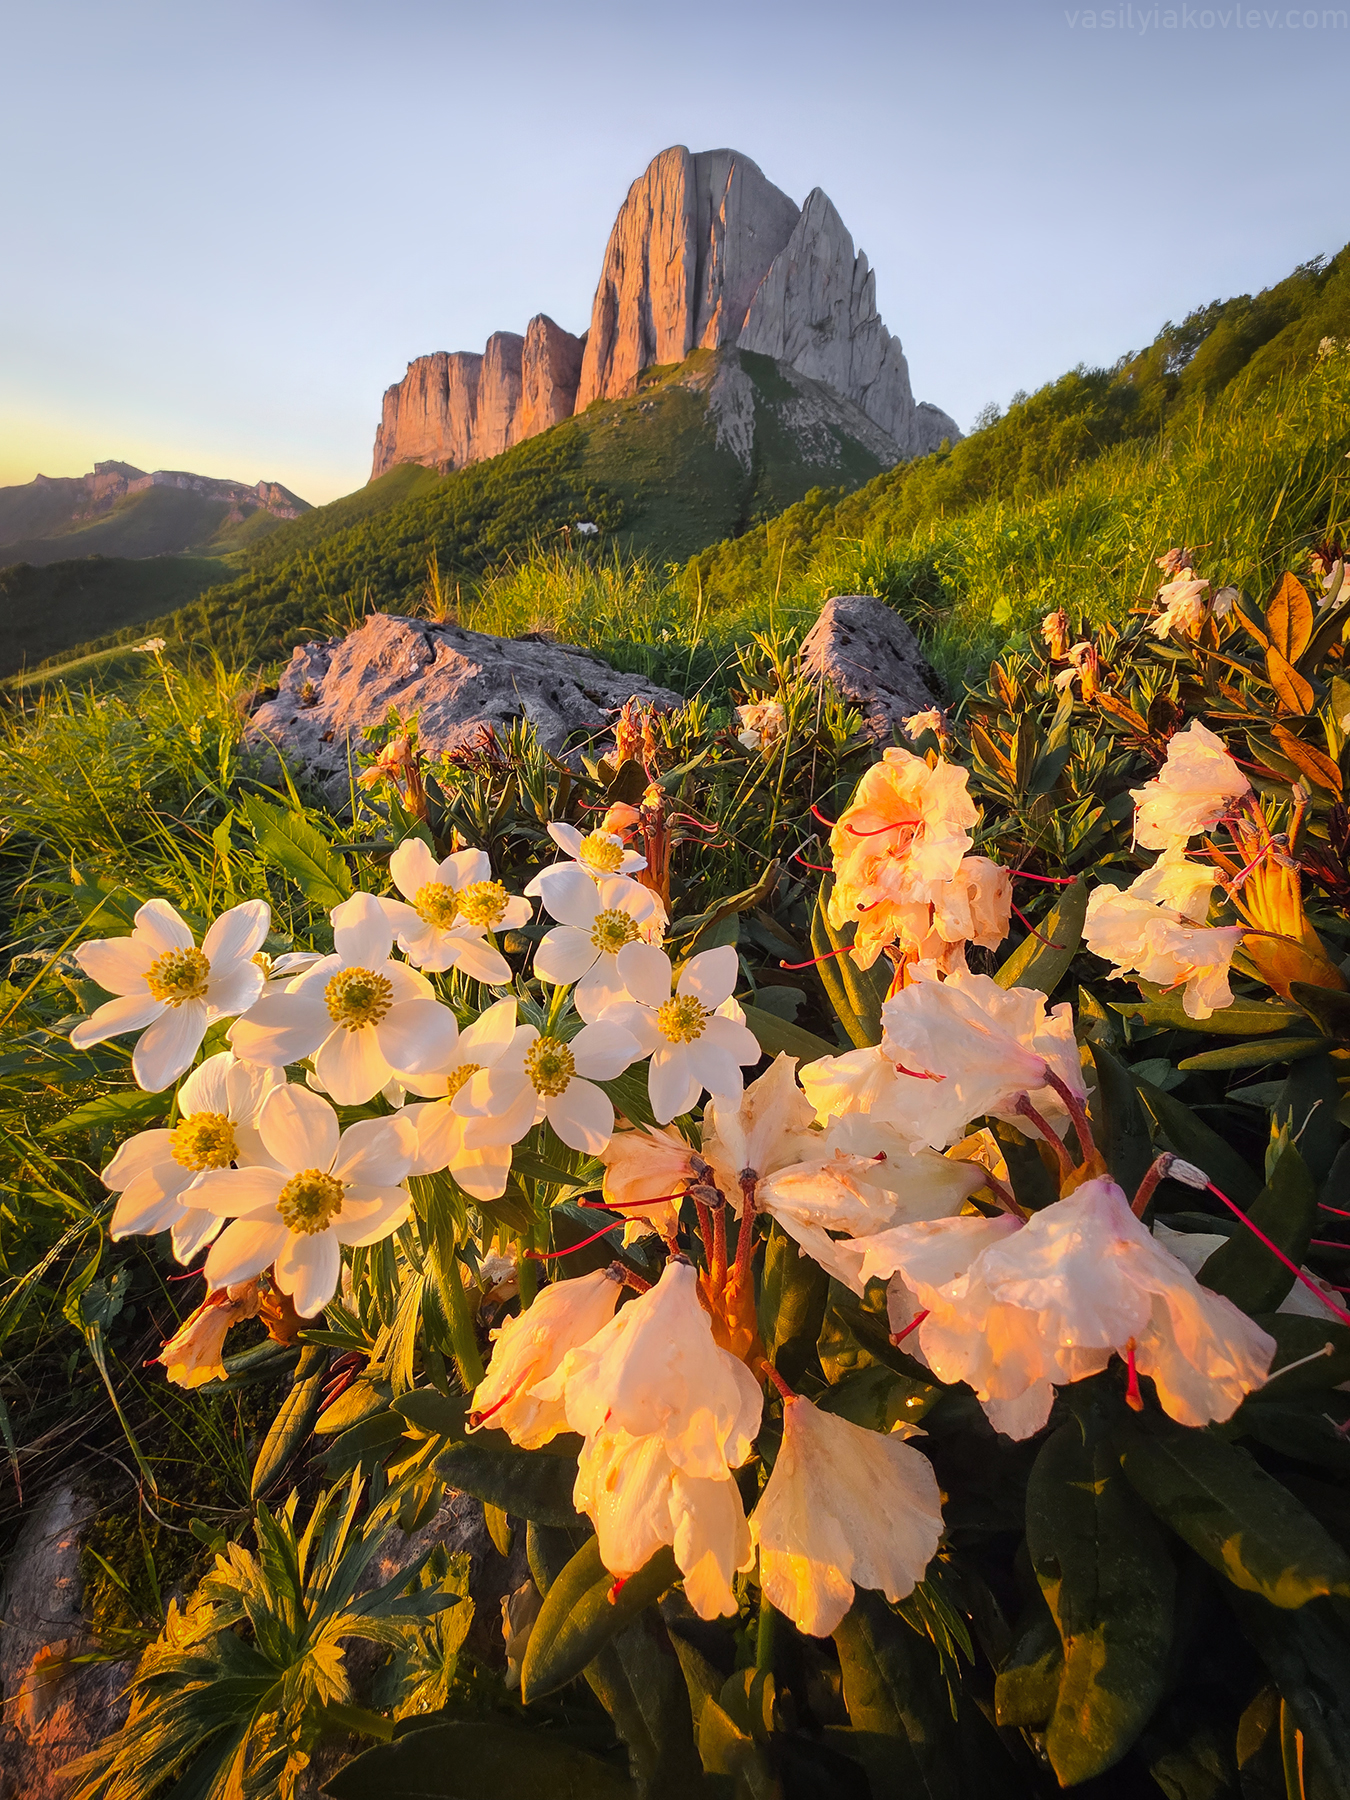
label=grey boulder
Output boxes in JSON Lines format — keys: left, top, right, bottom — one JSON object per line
{"left": 800, "top": 594, "right": 946, "bottom": 742}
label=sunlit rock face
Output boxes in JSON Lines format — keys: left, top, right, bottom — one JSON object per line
{"left": 368, "top": 145, "right": 958, "bottom": 481}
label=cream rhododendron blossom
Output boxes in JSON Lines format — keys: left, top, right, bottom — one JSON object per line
{"left": 157, "top": 1280, "right": 262, "bottom": 1390}
{"left": 701, "top": 1054, "right": 819, "bottom": 1205}
{"left": 1131, "top": 721, "right": 1251, "bottom": 852}
{"left": 735, "top": 697, "right": 786, "bottom": 752}
{"left": 531, "top": 866, "right": 666, "bottom": 1023}
{"left": 609, "top": 943, "right": 761, "bottom": 1124}
{"left": 827, "top": 749, "right": 979, "bottom": 970}
{"left": 381, "top": 840, "right": 529, "bottom": 981}
{"left": 229, "top": 891, "right": 459, "bottom": 1106}
{"left": 194, "top": 1083, "right": 416, "bottom": 1316}
{"left": 452, "top": 1018, "right": 640, "bottom": 1155}
{"left": 71, "top": 898, "right": 270, "bottom": 1092}
{"left": 1150, "top": 573, "right": 1211, "bottom": 638}
{"left": 750, "top": 1397, "right": 944, "bottom": 1636}
{"left": 903, "top": 707, "right": 946, "bottom": 740}
{"left": 399, "top": 998, "right": 519, "bottom": 1199}
{"left": 104, "top": 1052, "right": 283, "bottom": 1262}
{"left": 469, "top": 1266, "right": 625, "bottom": 1448}
{"left": 878, "top": 971, "right": 1086, "bottom": 1150}
{"left": 599, "top": 1122, "right": 700, "bottom": 1241}
{"left": 799, "top": 1045, "right": 901, "bottom": 1124}
{"left": 1085, "top": 870, "right": 1243, "bottom": 1021}
{"left": 525, "top": 819, "right": 646, "bottom": 884}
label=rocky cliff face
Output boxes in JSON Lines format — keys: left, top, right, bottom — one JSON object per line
{"left": 369, "top": 146, "right": 957, "bottom": 482}
{"left": 0, "top": 462, "right": 308, "bottom": 549}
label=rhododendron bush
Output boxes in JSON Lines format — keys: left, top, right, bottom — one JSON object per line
{"left": 15, "top": 563, "right": 1350, "bottom": 1799}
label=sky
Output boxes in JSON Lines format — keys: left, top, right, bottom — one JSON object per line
{"left": 2, "top": 0, "right": 1347, "bottom": 505}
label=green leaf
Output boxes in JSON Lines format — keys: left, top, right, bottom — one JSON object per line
{"left": 251, "top": 1345, "right": 328, "bottom": 1500}
{"left": 1134, "top": 1081, "right": 1262, "bottom": 1207}
{"left": 834, "top": 1589, "right": 960, "bottom": 1800}
{"left": 994, "top": 1588, "right": 1063, "bottom": 1730}
{"left": 816, "top": 1362, "right": 939, "bottom": 1432}
{"left": 758, "top": 1219, "right": 829, "bottom": 1385}
{"left": 810, "top": 880, "right": 887, "bottom": 1049}
{"left": 324, "top": 1719, "right": 635, "bottom": 1798}
{"left": 1252, "top": 1314, "right": 1350, "bottom": 1398}
{"left": 1117, "top": 1410, "right": 1350, "bottom": 1608}
{"left": 670, "top": 860, "right": 780, "bottom": 958}
{"left": 1193, "top": 1138, "right": 1315, "bottom": 1313}
{"left": 740, "top": 1004, "right": 835, "bottom": 1065}
{"left": 436, "top": 1436, "right": 584, "bottom": 1528}
{"left": 1177, "top": 1036, "right": 1331, "bottom": 1072}
{"left": 1088, "top": 1043, "right": 1155, "bottom": 1200}
{"left": 521, "top": 1536, "right": 679, "bottom": 1702}
{"left": 391, "top": 1389, "right": 468, "bottom": 1440}
{"left": 598, "top": 1067, "right": 659, "bottom": 1131}
{"left": 45, "top": 1087, "right": 167, "bottom": 1136}
{"left": 994, "top": 876, "right": 1089, "bottom": 998}
{"left": 240, "top": 792, "right": 353, "bottom": 909}
{"left": 1224, "top": 1592, "right": 1350, "bottom": 1799}
{"left": 1025, "top": 1405, "right": 1175, "bottom": 1784}
{"left": 1112, "top": 984, "right": 1303, "bottom": 1037}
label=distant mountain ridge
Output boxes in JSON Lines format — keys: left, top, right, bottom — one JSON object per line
{"left": 0, "top": 462, "right": 310, "bottom": 567}
{"left": 371, "top": 146, "right": 958, "bottom": 482}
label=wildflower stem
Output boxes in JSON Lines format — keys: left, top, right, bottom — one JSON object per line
{"left": 1130, "top": 1153, "right": 1175, "bottom": 1219}
{"left": 1014, "top": 1095, "right": 1075, "bottom": 1182}
{"left": 980, "top": 1171, "right": 1027, "bottom": 1219}
{"left": 1044, "top": 1068, "right": 1098, "bottom": 1165}
{"left": 733, "top": 1173, "right": 758, "bottom": 1289}
{"left": 759, "top": 1359, "right": 796, "bottom": 1400}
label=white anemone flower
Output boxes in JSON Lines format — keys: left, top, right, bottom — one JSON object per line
{"left": 531, "top": 866, "right": 666, "bottom": 1022}
{"left": 452, "top": 1018, "right": 640, "bottom": 1155}
{"left": 400, "top": 998, "right": 519, "bottom": 1200}
{"left": 751, "top": 1397, "right": 943, "bottom": 1636}
{"left": 71, "top": 898, "right": 270, "bottom": 1092}
{"left": 469, "top": 1266, "right": 625, "bottom": 1448}
{"left": 610, "top": 943, "right": 761, "bottom": 1125}
{"left": 103, "top": 1052, "right": 283, "bottom": 1262}
{"left": 381, "top": 839, "right": 530, "bottom": 981}
{"left": 573, "top": 1424, "right": 753, "bottom": 1620}
{"left": 194, "top": 1083, "right": 415, "bottom": 1316}
{"left": 229, "top": 891, "right": 459, "bottom": 1106}
{"left": 525, "top": 820, "right": 647, "bottom": 885}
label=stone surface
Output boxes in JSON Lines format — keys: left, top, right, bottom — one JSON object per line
{"left": 0, "top": 462, "right": 307, "bottom": 548}
{"left": 370, "top": 351, "right": 484, "bottom": 480}
{"left": 0, "top": 1485, "right": 135, "bottom": 1799}
{"left": 700, "top": 346, "right": 901, "bottom": 473}
{"left": 739, "top": 189, "right": 960, "bottom": 459}
{"left": 518, "top": 314, "right": 587, "bottom": 440}
{"left": 470, "top": 331, "right": 526, "bottom": 462}
{"left": 800, "top": 594, "right": 946, "bottom": 741}
{"left": 246, "top": 611, "right": 682, "bottom": 803}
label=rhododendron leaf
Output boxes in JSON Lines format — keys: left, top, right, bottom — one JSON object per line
{"left": 834, "top": 1589, "right": 960, "bottom": 1799}
{"left": 240, "top": 793, "right": 352, "bottom": 909}
{"left": 391, "top": 1388, "right": 468, "bottom": 1440}
{"left": 1088, "top": 1044, "right": 1154, "bottom": 1200}
{"left": 1236, "top": 1402, "right": 1350, "bottom": 1479}
{"left": 1223, "top": 1590, "right": 1350, "bottom": 1792}
{"left": 1177, "top": 1035, "right": 1330, "bottom": 1072}
{"left": 576, "top": 1613, "right": 705, "bottom": 1798}
{"left": 316, "top": 1375, "right": 392, "bottom": 1435}
{"left": 991, "top": 1122, "right": 1060, "bottom": 1213}
{"left": 993, "top": 877, "right": 1088, "bottom": 998}
{"left": 1266, "top": 572, "right": 1315, "bottom": 665}
{"left": 1273, "top": 1051, "right": 1344, "bottom": 1183}
{"left": 817, "top": 1363, "right": 939, "bottom": 1433}
{"left": 1265, "top": 644, "right": 1316, "bottom": 716}
{"left": 1287, "top": 981, "right": 1350, "bottom": 1043}
{"left": 1134, "top": 1081, "right": 1262, "bottom": 1207}
{"left": 811, "top": 882, "right": 887, "bottom": 1049}
{"left": 759, "top": 1219, "right": 829, "bottom": 1385}
{"left": 1118, "top": 1412, "right": 1350, "bottom": 1607}
{"left": 1192, "top": 1139, "right": 1315, "bottom": 1313}
{"left": 994, "top": 1587, "right": 1063, "bottom": 1730}
{"left": 1250, "top": 1315, "right": 1350, "bottom": 1398}
{"left": 521, "top": 1535, "right": 679, "bottom": 1702}
{"left": 818, "top": 1280, "right": 936, "bottom": 1391}
{"left": 1113, "top": 985, "right": 1302, "bottom": 1037}
{"left": 436, "top": 1436, "right": 585, "bottom": 1528}
{"left": 250, "top": 1342, "right": 327, "bottom": 1500}
{"left": 324, "top": 1719, "right": 634, "bottom": 1798}
{"left": 741, "top": 1003, "right": 835, "bottom": 1064}
{"left": 1026, "top": 1407, "right": 1175, "bottom": 1783}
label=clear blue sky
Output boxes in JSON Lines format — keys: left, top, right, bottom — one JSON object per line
{"left": 2, "top": 0, "right": 1345, "bottom": 504}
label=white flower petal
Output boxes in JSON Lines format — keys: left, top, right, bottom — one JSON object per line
{"left": 546, "top": 1079, "right": 614, "bottom": 1154}
{"left": 111, "top": 1178, "right": 188, "bottom": 1239}
{"left": 331, "top": 890, "right": 394, "bottom": 969}
{"left": 201, "top": 899, "right": 270, "bottom": 969}
{"left": 133, "top": 1001, "right": 209, "bottom": 1092}
{"left": 274, "top": 1230, "right": 341, "bottom": 1316}
{"left": 259, "top": 1083, "right": 339, "bottom": 1173}
{"left": 649, "top": 1044, "right": 698, "bottom": 1124}
{"left": 616, "top": 941, "right": 673, "bottom": 1009}
{"left": 170, "top": 1206, "right": 225, "bottom": 1264}
{"left": 703, "top": 1014, "right": 762, "bottom": 1068}
{"left": 179, "top": 1053, "right": 234, "bottom": 1117}
{"left": 134, "top": 899, "right": 195, "bottom": 955}
{"left": 71, "top": 992, "right": 163, "bottom": 1049}
{"left": 102, "top": 1129, "right": 176, "bottom": 1192}
{"left": 389, "top": 836, "right": 439, "bottom": 902}
{"left": 535, "top": 864, "right": 603, "bottom": 928}
{"left": 205, "top": 961, "right": 265, "bottom": 1020}
{"left": 331, "top": 1186, "right": 411, "bottom": 1246}
{"left": 314, "top": 1024, "right": 393, "bottom": 1106}
{"left": 228, "top": 993, "right": 332, "bottom": 1067}
{"left": 75, "top": 936, "right": 155, "bottom": 996}
{"left": 443, "top": 848, "right": 491, "bottom": 887}
{"left": 461, "top": 997, "right": 519, "bottom": 1060}
{"left": 450, "top": 1139, "right": 514, "bottom": 1201}
{"left": 333, "top": 1113, "right": 415, "bottom": 1187}
{"left": 192, "top": 1166, "right": 289, "bottom": 1217}
{"left": 678, "top": 945, "right": 738, "bottom": 1007}
{"left": 571, "top": 1019, "right": 641, "bottom": 1080}
{"left": 534, "top": 926, "right": 599, "bottom": 986}
{"left": 378, "top": 998, "right": 460, "bottom": 1076}
{"left": 204, "top": 1214, "right": 290, "bottom": 1288}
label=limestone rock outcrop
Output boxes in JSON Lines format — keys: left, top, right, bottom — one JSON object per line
{"left": 368, "top": 145, "right": 958, "bottom": 482}
{"left": 246, "top": 611, "right": 682, "bottom": 804}
{"left": 800, "top": 594, "right": 947, "bottom": 741}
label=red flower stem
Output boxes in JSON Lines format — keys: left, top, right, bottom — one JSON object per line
{"left": 779, "top": 945, "right": 853, "bottom": 970}
{"left": 794, "top": 855, "right": 833, "bottom": 872}
{"left": 759, "top": 1359, "right": 796, "bottom": 1401}
{"left": 1131, "top": 1154, "right": 1175, "bottom": 1219}
{"left": 1012, "top": 870, "right": 1078, "bottom": 885}
{"left": 981, "top": 1170, "right": 1028, "bottom": 1220}
{"left": 1206, "top": 1182, "right": 1350, "bottom": 1328}
{"left": 713, "top": 1201, "right": 729, "bottom": 1291}
{"left": 1044, "top": 1068, "right": 1098, "bottom": 1165}
{"left": 1014, "top": 1094, "right": 1075, "bottom": 1182}
{"left": 891, "top": 1308, "right": 930, "bottom": 1346}
{"left": 526, "top": 1220, "right": 625, "bottom": 1259}
{"left": 1124, "top": 1339, "right": 1144, "bottom": 1412}
{"left": 733, "top": 1173, "right": 757, "bottom": 1288}
{"left": 1320, "top": 1203, "right": 1350, "bottom": 1219}
{"left": 1010, "top": 899, "right": 1064, "bottom": 950}
{"left": 694, "top": 1196, "right": 716, "bottom": 1269}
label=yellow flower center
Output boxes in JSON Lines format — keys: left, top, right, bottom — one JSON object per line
{"left": 456, "top": 880, "right": 510, "bottom": 928}
{"left": 324, "top": 967, "right": 394, "bottom": 1030}
{"left": 414, "top": 881, "right": 461, "bottom": 930}
{"left": 277, "top": 1167, "right": 345, "bottom": 1234}
{"left": 169, "top": 1111, "right": 237, "bottom": 1171}
{"left": 443, "top": 1061, "right": 480, "bottom": 1098}
{"left": 251, "top": 950, "right": 274, "bottom": 975}
{"left": 657, "top": 994, "right": 708, "bottom": 1044}
{"left": 145, "top": 947, "right": 211, "bottom": 1006}
{"left": 591, "top": 908, "right": 640, "bottom": 956}
{"left": 579, "top": 831, "right": 625, "bottom": 874}
{"left": 525, "top": 1035, "right": 575, "bottom": 1096}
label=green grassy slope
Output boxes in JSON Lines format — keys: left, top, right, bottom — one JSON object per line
{"left": 48, "top": 348, "right": 895, "bottom": 670}
{"left": 0, "top": 556, "right": 230, "bottom": 676}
